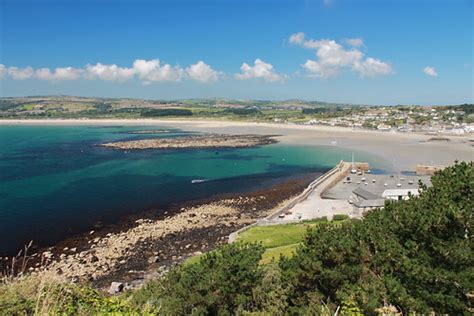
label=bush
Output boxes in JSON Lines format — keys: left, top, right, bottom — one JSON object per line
{"left": 302, "top": 107, "right": 328, "bottom": 115}
{"left": 224, "top": 108, "right": 261, "bottom": 116}
{"left": 0, "top": 276, "right": 132, "bottom": 315}
{"left": 281, "top": 161, "right": 473, "bottom": 314}
{"left": 332, "top": 214, "right": 349, "bottom": 221}
{"left": 131, "top": 242, "right": 266, "bottom": 314}
{"left": 141, "top": 108, "right": 193, "bottom": 117}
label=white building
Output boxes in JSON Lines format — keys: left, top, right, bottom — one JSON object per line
{"left": 382, "top": 188, "right": 419, "bottom": 201}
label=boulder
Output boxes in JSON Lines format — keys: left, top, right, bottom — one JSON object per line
{"left": 108, "top": 282, "right": 124, "bottom": 295}
{"left": 148, "top": 256, "right": 160, "bottom": 263}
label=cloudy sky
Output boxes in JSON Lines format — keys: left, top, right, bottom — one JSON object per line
{"left": 0, "top": 0, "right": 472, "bottom": 105}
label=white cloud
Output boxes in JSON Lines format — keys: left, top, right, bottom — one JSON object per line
{"left": 85, "top": 63, "right": 134, "bottom": 81}
{"left": 290, "top": 32, "right": 393, "bottom": 78}
{"left": 303, "top": 59, "right": 339, "bottom": 78}
{"left": 344, "top": 37, "right": 363, "bottom": 47}
{"left": 35, "top": 67, "right": 83, "bottom": 81}
{"left": 132, "top": 59, "right": 184, "bottom": 83}
{"left": 353, "top": 58, "right": 393, "bottom": 77}
{"left": 235, "top": 59, "right": 285, "bottom": 82}
{"left": 0, "top": 64, "right": 6, "bottom": 79}
{"left": 289, "top": 32, "right": 305, "bottom": 45}
{"left": 423, "top": 66, "right": 438, "bottom": 77}
{"left": 7, "top": 66, "right": 35, "bottom": 80}
{"left": 186, "top": 61, "right": 219, "bottom": 83}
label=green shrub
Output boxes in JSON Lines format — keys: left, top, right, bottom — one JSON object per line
{"left": 0, "top": 277, "right": 133, "bottom": 315}
{"left": 135, "top": 242, "right": 265, "bottom": 314}
{"left": 281, "top": 161, "right": 473, "bottom": 314}
{"left": 141, "top": 108, "right": 193, "bottom": 117}
{"left": 332, "top": 214, "right": 349, "bottom": 221}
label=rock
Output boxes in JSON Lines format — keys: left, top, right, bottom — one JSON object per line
{"left": 148, "top": 256, "right": 160, "bottom": 263}
{"left": 63, "top": 247, "right": 69, "bottom": 251}
{"left": 70, "top": 247, "right": 77, "bottom": 253}
{"left": 89, "top": 255, "right": 99, "bottom": 263}
{"left": 108, "top": 282, "right": 124, "bottom": 295}
{"left": 89, "top": 230, "right": 95, "bottom": 235}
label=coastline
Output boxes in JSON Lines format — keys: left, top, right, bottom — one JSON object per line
{"left": 2, "top": 173, "right": 317, "bottom": 289}
{"left": 1, "top": 118, "right": 472, "bottom": 291}
{"left": 1, "top": 118, "right": 472, "bottom": 171}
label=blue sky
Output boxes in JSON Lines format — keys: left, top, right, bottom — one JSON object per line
{"left": 0, "top": 0, "right": 472, "bottom": 105}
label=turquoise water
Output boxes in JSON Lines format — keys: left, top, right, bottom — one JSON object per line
{"left": 0, "top": 125, "right": 385, "bottom": 255}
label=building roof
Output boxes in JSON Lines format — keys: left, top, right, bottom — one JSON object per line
{"left": 353, "top": 199, "right": 385, "bottom": 208}
{"left": 352, "top": 187, "right": 381, "bottom": 200}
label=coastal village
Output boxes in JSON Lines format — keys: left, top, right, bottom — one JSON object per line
{"left": 301, "top": 105, "right": 473, "bottom": 135}
{"left": 1, "top": 96, "right": 473, "bottom": 136}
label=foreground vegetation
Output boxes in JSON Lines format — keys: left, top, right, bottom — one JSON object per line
{"left": 1, "top": 162, "right": 472, "bottom": 314}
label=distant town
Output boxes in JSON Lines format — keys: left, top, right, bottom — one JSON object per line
{"left": 1, "top": 96, "right": 472, "bottom": 136}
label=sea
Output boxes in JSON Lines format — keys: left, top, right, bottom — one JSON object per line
{"left": 0, "top": 125, "right": 386, "bottom": 255}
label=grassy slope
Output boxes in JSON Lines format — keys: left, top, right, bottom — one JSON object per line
{"left": 184, "top": 217, "right": 349, "bottom": 266}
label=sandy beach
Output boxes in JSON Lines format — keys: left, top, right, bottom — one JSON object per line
{"left": 1, "top": 118, "right": 472, "bottom": 171}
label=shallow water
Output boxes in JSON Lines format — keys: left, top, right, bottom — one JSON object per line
{"left": 0, "top": 125, "right": 386, "bottom": 255}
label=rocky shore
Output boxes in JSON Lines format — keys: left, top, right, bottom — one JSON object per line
{"left": 2, "top": 174, "right": 316, "bottom": 292}
{"left": 100, "top": 134, "right": 279, "bottom": 150}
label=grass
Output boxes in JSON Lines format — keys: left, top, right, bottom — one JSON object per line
{"left": 259, "top": 243, "right": 300, "bottom": 265}
{"left": 237, "top": 217, "right": 349, "bottom": 264}
{"left": 237, "top": 224, "right": 310, "bottom": 249}
{"left": 236, "top": 218, "right": 330, "bottom": 249}
{"left": 182, "top": 218, "right": 350, "bottom": 267}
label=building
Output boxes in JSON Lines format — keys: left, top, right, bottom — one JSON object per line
{"left": 382, "top": 188, "right": 419, "bottom": 201}
{"left": 350, "top": 177, "right": 425, "bottom": 214}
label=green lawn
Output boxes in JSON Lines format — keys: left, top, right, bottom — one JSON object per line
{"left": 260, "top": 243, "right": 300, "bottom": 264}
{"left": 237, "top": 224, "right": 310, "bottom": 249}
{"left": 183, "top": 217, "right": 349, "bottom": 266}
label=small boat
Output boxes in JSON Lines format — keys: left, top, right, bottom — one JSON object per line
{"left": 191, "top": 179, "right": 207, "bottom": 184}
{"left": 367, "top": 169, "right": 371, "bottom": 173}
{"left": 396, "top": 183, "right": 402, "bottom": 187}
{"left": 357, "top": 171, "right": 363, "bottom": 175}
{"left": 408, "top": 180, "right": 414, "bottom": 185}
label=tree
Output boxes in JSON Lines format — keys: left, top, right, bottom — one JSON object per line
{"left": 281, "top": 161, "right": 473, "bottom": 314}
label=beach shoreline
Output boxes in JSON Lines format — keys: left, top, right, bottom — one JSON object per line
{"left": 1, "top": 118, "right": 471, "bottom": 171}
{"left": 1, "top": 173, "right": 317, "bottom": 289}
